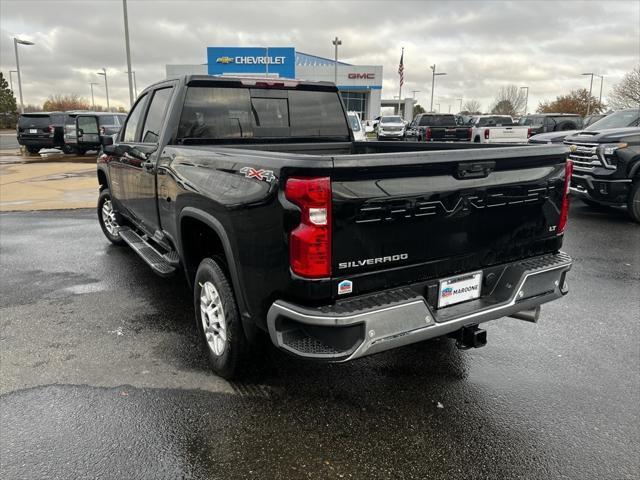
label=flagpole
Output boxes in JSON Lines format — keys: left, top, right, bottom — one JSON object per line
{"left": 397, "top": 47, "right": 404, "bottom": 117}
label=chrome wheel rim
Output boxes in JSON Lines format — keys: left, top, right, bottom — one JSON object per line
{"left": 101, "top": 199, "right": 119, "bottom": 237}
{"left": 200, "top": 281, "right": 227, "bottom": 356}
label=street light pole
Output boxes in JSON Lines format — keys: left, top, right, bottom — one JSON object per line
{"left": 429, "top": 64, "right": 446, "bottom": 112}
{"left": 124, "top": 70, "right": 138, "bottom": 98}
{"left": 332, "top": 37, "right": 342, "bottom": 85}
{"left": 596, "top": 74, "right": 604, "bottom": 106}
{"left": 122, "top": 0, "right": 134, "bottom": 107}
{"left": 13, "top": 37, "right": 35, "bottom": 114}
{"left": 89, "top": 82, "right": 98, "bottom": 109}
{"left": 520, "top": 86, "right": 529, "bottom": 115}
{"left": 9, "top": 70, "right": 18, "bottom": 93}
{"left": 457, "top": 97, "right": 463, "bottom": 112}
{"left": 97, "top": 68, "right": 110, "bottom": 111}
{"left": 436, "top": 103, "right": 441, "bottom": 113}
{"left": 582, "top": 73, "right": 594, "bottom": 116}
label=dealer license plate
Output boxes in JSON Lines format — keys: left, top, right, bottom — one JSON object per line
{"left": 29, "top": 129, "right": 37, "bottom": 133}
{"left": 438, "top": 271, "right": 483, "bottom": 308}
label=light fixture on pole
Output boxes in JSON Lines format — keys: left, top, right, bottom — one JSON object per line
{"left": 520, "top": 86, "right": 529, "bottom": 115}
{"left": 332, "top": 37, "right": 342, "bottom": 85}
{"left": 97, "top": 68, "right": 110, "bottom": 111}
{"left": 13, "top": 37, "right": 35, "bottom": 114}
{"left": 582, "top": 73, "right": 595, "bottom": 116}
{"left": 89, "top": 82, "right": 99, "bottom": 109}
{"left": 122, "top": 0, "right": 134, "bottom": 106}
{"left": 429, "top": 64, "right": 446, "bottom": 112}
{"left": 456, "top": 97, "right": 463, "bottom": 112}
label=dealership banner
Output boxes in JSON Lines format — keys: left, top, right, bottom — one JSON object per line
{"left": 207, "top": 47, "right": 296, "bottom": 78}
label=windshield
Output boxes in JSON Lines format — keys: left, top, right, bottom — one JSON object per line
{"left": 347, "top": 114, "right": 361, "bottom": 131}
{"left": 177, "top": 87, "right": 349, "bottom": 141}
{"left": 380, "top": 116, "right": 403, "bottom": 124}
{"left": 586, "top": 109, "right": 640, "bottom": 130}
{"left": 418, "top": 115, "right": 456, "bottom": 127}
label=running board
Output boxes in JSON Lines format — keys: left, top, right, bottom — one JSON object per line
{"left": 119, "top": 227, "right": 177, "bottom": 277}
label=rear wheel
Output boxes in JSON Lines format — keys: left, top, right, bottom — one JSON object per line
{"left": 61, "top": 145, "right": 75, "bottom": 154}
{"left": 98, "top": 189, "right": 124, "bottom": 245}
{"left": 26, "top": 146, "right": 40, "bottom": 154}
{"left": 194, "top": 258, "right": 250, "bottom": 379}
{"left": 628, "top": 181, "right": 640, "bottom": 223}
{"left": 474, "top": 136, "right": 481, "bottom": 143}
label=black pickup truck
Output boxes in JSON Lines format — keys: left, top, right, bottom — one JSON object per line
{"left": 88, "top": 75, "right": 573, "bottom": 378}
{"left": 407, "top": 113, "right": 469, "bottom": 142}
{"left": 564, "top": 124, "right": 640, "bottom": 222}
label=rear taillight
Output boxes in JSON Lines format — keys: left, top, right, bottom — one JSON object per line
{"left": 467, "top": 127, "right": 472, "bottom": 141}
{"left": 484, "top": 128, "right": 490, "bottom": 140}
{"left": 425, "top": 127, "right": 432, "bottom": 141}
{"left": 100, "top": 126, "right": 106, "bottom": 135}
{"left": 285, "top": 177, "right": 332, "bottom": 278}
{"left": 48, "top": 125, "right": 54, "bottom": 134}
{"left": 527, "top": 127, "right": 532, "bottom": 138}
{"left": 558, "top": 160, "right": 573, "bottom": 233}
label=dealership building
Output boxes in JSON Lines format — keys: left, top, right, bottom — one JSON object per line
{"left": 166, "top": 47, "right": 383, "bottom": 120}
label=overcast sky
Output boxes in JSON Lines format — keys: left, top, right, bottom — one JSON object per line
{"left": 1, "top": 0, "right": 639, "bottom": 112}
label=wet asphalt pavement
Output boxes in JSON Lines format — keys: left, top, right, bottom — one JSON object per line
{"left": 1, "top": 204, "right": 639, "bottom": 479}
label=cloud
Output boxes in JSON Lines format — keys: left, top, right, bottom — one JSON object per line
{"left": 1, "top": 0, "right": 638, "bottom": 112}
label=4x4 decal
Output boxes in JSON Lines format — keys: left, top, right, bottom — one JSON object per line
{"left": 240, "top": 167, "right": 275, "bottom": 182}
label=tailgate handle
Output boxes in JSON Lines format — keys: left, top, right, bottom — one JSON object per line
{"left": 456, "top": 161, "right": 495, "bottom": 179}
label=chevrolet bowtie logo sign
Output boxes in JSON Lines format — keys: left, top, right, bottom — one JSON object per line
{"left": 216, "top": 56, "right": 235, "bottom": 64}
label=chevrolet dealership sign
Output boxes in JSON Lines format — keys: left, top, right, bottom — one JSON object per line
{"left": 207, "top": 47, "right": 295, "bottom": 78}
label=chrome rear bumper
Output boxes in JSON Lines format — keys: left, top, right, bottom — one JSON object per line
{"left": 267, "top": 252, "right": 572, "bottom": 361}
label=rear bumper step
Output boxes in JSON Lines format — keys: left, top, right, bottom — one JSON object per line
{"left": 119, "top": 227, "right": 177, "bottom": 277}
{"left": 267, "top": 252, "right": 572, "bottom": 361}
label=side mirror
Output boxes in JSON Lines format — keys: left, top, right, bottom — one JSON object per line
{"left": 77, "top": 128, "right": 84, "bottom": 137}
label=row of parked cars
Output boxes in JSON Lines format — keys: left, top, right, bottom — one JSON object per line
{"left": 16, "top": 111, "right": 126, "bottom": 155}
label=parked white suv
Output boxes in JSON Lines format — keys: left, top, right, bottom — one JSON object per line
{"left": 467, "top": 115, "right": 529, "bottom": 143}
{"left": 376, "top": 115, "right": 406, "bottom": 140}
{"left": 347, "top": 111, "right": 367, "bottom": 141}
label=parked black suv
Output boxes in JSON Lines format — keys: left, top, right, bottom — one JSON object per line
{"left": 16, "top": 112, "right": 65, "bottom": 154}
{"left": 519, "top": 113, "right": 583, "bottom": 136}
{"left": 564, "top": 122, "right": 640, "bottom": 222}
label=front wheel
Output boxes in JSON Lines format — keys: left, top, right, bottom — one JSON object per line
{"left": 98, "top": 189, "right": 124, "bottom": 245}
{"left": 194, "top": 258, "right": 250, "bottom": 379}
{"left": 628, "top": 181, "right": 640, "bottom": 223}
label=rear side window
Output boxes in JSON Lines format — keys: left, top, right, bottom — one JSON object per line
{"left": 141, "top": 88, "right": 173, "bottom": 143}
{"left": 177, "top": 87, "right": 350, "bottom": 141}
{"left": 98, "top": 115, "right": 116, "bottom": 126}
{"left": 122, "top": 93, "right": 148, "bottom": 142}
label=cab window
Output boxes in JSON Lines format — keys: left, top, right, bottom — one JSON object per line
{"left": 141, "top": 88, "right": 173, "bottom": 143}
{"left": 122, "top": 93, "right": 148, "bottom": 142}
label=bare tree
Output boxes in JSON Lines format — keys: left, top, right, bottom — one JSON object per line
{"left": 462, "top": 99, "right": 481, "bottom": 114}
{"left": 42, "top": 94, "right": 90, "bottom": 111}
{"left": 608, "top": 65, "right": 640, "bottom": 109}
{"left": 491, "top": 85, "right": 526, "bottom": 116}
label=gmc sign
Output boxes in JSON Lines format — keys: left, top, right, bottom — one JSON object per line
{"left": 348, "top": 73, "right": 375, "bottom": 79}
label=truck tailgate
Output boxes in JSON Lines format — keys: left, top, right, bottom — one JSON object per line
{"left": 330, "top": 145, "right": 568, "bottom": 297}
{"left": 488, "top": 126, "right": 529, "bottom": 143}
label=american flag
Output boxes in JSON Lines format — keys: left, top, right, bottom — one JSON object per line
{"left": 398, "top": 49, "right": 404, "bottom": 87}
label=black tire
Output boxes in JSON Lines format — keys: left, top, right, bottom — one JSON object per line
{"left": 61, "top": 145, "right": 75, "bottom": 154}
{"left": 26, "top": 146, "right": 40, "bottom": 154}
{"left": 76, "top": 148, "right": 87, "bottom": 156}
{"left": 474, "top": 136, "right": 481, "bottom": 143}
{"left": 194, "top": 258, "right": 250, "bottom": 379}
{"left": 97, "top": 189, "right": 125, "bottom": 245}
{"left": 628, "top": 181, "right": 640, "bottom": 223}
